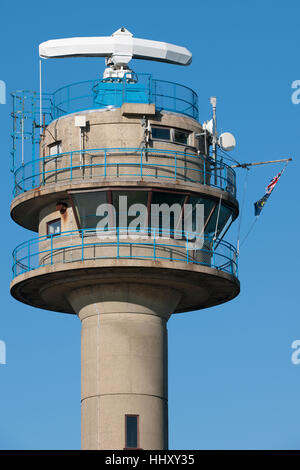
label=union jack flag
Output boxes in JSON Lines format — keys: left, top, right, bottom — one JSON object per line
{"left": 254, "top": 167, "right": 285, "bottom": 216}
{"left": 266, "top": 171, "right": 282, "bottom": 194}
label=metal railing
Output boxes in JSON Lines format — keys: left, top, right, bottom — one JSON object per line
{"left": 12, "top": 227, "right": 238, "bottom": 279}
{"left": 13, "top": 147, "right": 236, "bottom": 197}
{"left": 51, "top": 74, "right": 198, "bottom": 120}
{"left": 10, "top": 75, "right": 198, "bottom": 178}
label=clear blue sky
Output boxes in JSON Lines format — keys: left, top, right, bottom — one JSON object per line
{"left": 0, "top": 0, "right": 299, "bottom": 450}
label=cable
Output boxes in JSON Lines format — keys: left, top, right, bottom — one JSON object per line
{"left": 217, "top": 147, "right": 242, "bottom": 166}
{"left": 240, "top": 217, "right": 259, "bottom": 248}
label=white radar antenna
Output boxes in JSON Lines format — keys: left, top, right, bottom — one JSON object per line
{"left": 39, "top": 27, "right": 192, "bottom": 79}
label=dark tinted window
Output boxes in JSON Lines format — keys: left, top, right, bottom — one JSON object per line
{"left": 174, "top": 129, "right": 189, "bottom": 145}
{"left": 151, "top": 191, "right": 185, "bottom": 234}
{"left": 71, "top": 191, "right": 108, "bottom": 229}
{"left": 125, "top": 415, "right": 138, "bottom": 448}
{"left": 151, "top": 127, "right": 171, "bottom": 141}
{"left": 112, "top": 191, "right": 148, "bottom": 230}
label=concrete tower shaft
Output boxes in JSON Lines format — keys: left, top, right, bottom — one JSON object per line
{"left": 68, "top": 283, "right": 180, "bottom": 449}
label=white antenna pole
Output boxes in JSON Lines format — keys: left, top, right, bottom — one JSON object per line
{"left": 210, "top": 96, "right": 217, "bottom": 161}
{"left": 210, "top": 96, "right": 218, "bottom": 185}
{"left": 39, "top": 59, "right": 42, "bottom": 134}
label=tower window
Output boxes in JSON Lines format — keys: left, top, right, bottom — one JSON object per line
{"left": 47, "top": 219, "right": 61, "bottom": 237}
{"left": 125, "top": 415, "right": 139, "bottom": 449}
{"left": 48, "top": 141, "right": 62, "bottom": 156}
{"left": 151, "top": 126, "right": 191, "bottom": 146}
{"left": 151, "top": 127, "right": 171, "bottom": 141}
{"left": 174, "top": 129, "right": 189, "bottom": 145}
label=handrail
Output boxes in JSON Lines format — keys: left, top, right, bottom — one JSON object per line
{"left": 12, "top": 227, "right": 238, "bottom": 279}
{"left": 13, "top": 147, "right": 236, "bottom": 197}
{"left": 51, "top": 74, "right": 199, "bottom": 120}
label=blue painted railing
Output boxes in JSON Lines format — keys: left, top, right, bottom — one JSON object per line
{"left": 51, "top": 74, "right": 198, "bottom": 120}
{"left": 12, "top": 227, "right": 238, "bottom": 279}
{"left": 13, "top": 147, "right": 236, "bottom": 197}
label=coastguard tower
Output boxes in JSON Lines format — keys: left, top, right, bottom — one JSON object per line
{"left": 10, "top": 28, "right": 239, "bottom": 449}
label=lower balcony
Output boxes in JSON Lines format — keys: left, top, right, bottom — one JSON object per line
{"left": 11, "top": 228, "right": 239, "bottom": 313}
{"left": 12, "top": 227, "right": 238, "bottom": 279}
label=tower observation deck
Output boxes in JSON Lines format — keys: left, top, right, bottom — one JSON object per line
{"left": 10, "top": 28, "right": 240, "bottom": 450}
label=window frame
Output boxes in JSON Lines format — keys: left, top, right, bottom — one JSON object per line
{"left": 46, "top": 218, "right": 61, "bottom": 238}
{"left": 150, "top": 126, "right": 172, "bottom": 142}
{"left": 48, "top": 141, "right": 62, "bottom": 158}
{"left": 150, "top": 125, "right": 191, "bottom": 147}
{"left": 173, "top": 128, "right": 190, "bottom": 145}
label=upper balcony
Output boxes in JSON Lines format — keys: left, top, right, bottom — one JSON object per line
{"left": 51, "top": 73, "right": 199, "bottom": 121}
{"left": 12, "top": 147, "right": 236, "bottom": 199}
{"left": 10, "top": 76, "right": 236, "bottom": 204}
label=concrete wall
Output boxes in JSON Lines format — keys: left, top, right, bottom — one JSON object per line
{"left": 39, "top": 109, "right": 205, "bottom": 187}
{"left": 41, "top": 108, "right": 202, "bottom": 154}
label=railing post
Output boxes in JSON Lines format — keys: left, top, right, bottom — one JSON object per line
{"left": 117, "top": 227, "right": 119, "bottom": 259}
{"left": 104, "top": 149, "right": 107, "bottom": 178}
{"left": 22, "top": 164, "right": 25, "bottom": 193}
{"left": 42, "top": 156, "right": 45, "bottom": 186}
{"left": 70, "top": 152, "right": 73, "bottom": 181}
{"left": 28, "top": 240, "right": 30, "bottom": 272}
{"left": 13, "top": 250, "right": 15, "bottom": 277}
{"left": 175, "top": 152, "right": 177, "bottom": 180}
{"left": 81, "top": 230, "right": 84, "bottom": 261}
{"left": 149, "top": 75, "right": 152, "bottom": 103}
{"left": 223, "top": 165, "right": 226, "bottom": 191}
{"left": 140, "top": 149, "right": 143, "bottom": 178}
{"left": 50, "top": 235, "right": 53, "bottom": 265}
{"left": 212, "top": 239, "right": 215, "bottom": 268}
{"left": 174, "top": 83, "right": 176, "bottom": 111}
{"left": 153, "top": 228, "right": 156, "bottom": 260}
{"left": 67, "top": 85, "right": 70, "bottom": 113}
{"left": 186, "top": 237, "right": 189, "bottom": 264}
{"left": 123, "top": 76, "right": 126, "bottom": 105}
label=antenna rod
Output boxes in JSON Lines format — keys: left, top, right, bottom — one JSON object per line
{"left": 39, "top": 59, "right": 42, "bottom": 134}
{"left": 210, "top": 96, "right": 217, "bottom": 162}
{"left": 232, "top": 157, "right": 292, "bottom": 169}
{"left": 210, "top": 96, "right": 218, "bottom": 185}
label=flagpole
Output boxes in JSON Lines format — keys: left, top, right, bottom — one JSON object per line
{"left": 231, "top": 157, "right": 292, "bottom": 169}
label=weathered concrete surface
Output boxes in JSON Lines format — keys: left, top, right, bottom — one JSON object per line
{"left": 121, "top": 103, "right": 156, "bottom": 115}
{"left": 40, "top": 108, "right": 201, "bottom": 154}
{"left": 10, "top": 258, "right": 240, "bottom": 314}
{"left": 68, "top": 283, "right": 179, "bottom": 449}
